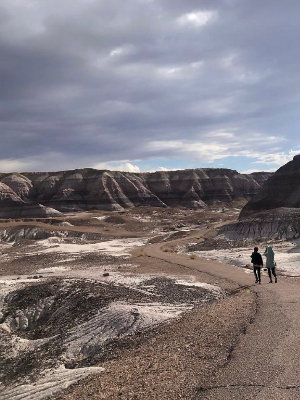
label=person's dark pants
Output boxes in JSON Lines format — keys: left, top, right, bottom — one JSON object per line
{"left": 267, "top": 268, "right": 277, "bottom": 281}
{"left": 253, "top": 266, "right": 261, "bottom": 282}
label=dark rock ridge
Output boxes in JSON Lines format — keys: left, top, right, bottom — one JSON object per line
{"left": 240, "top": 155, "right": 300, "bottom": 219}
{"left": 220, "top": 208, "right": 300, "bottom": 241}
{"left": 0, "top": 168, "right": 272, "bottom": 217}
{"left": 220, "top": 155, "right": 300, "bottom": 241}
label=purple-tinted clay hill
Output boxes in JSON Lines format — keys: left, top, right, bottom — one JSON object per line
{"left": 219, "top": 155, "right": 300, "bottom": 241}
{"left": 0, "top": 168, "right": 272, "bottom": 218}
{"left": 240, "top": 155, "right": 300, "bottom": 218}
{"left": 0, "top": 181, "right": 61, "bottom": 219}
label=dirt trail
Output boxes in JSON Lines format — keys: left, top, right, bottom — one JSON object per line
{"left": 144, "top": 229, "right": 300, "bottom": 399}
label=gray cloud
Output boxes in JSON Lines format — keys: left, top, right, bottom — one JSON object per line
{"left": 0, "top": 0, "right": 299, "bottom": 172}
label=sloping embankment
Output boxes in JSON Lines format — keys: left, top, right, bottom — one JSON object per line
{"left": 219, "top": 208, "right": 300, "bottom": 241}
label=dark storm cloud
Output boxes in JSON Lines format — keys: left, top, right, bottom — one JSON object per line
{"left": 0, "top": 0, "right": 300, "bottom": 172}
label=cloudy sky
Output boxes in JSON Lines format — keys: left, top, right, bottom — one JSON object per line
{"left": 1, "top": 0, "right": 300, "bottom": 174}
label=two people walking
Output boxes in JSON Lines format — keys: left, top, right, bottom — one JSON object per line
{"left": 251, "top": 246, "right": 277, "bottom": 284}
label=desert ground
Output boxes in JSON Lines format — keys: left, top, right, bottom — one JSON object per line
{"left": 1, "top": 204, "right": 300, "bottom": 399}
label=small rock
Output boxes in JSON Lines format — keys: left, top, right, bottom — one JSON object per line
{"left": 103, "top": 272, "right": 110, "bottom": 277}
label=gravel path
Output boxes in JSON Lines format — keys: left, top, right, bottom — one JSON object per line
{"left": 145, "top": 236, "right": 300, "bottom": 399}
{"left": 198, "top": 278, "right": 300, "bottom": 399}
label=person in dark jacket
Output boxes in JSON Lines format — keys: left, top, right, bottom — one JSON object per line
{"left": 263, "top": 246, "right": 277, "bottom": 283}
{"left": 251, "top": 246, "right": 263, "bottom": 284}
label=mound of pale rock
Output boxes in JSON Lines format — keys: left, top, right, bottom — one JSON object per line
{"left": 0, "top": 173, "right": 35, "bottom": 200}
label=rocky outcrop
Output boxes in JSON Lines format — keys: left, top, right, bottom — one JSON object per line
{"left": 0, "top": 173, "right": 35, "bottom": 200}
{"left": 240, "top": 155, "right": 300, "bottom": 219}
{"left": 0, "top": 168, "right": 271, "bottom": 218}
{"left": 220, "top": 155, "right": 300, "bottom": 241}
{"left": 0, "top": 181, "right": 62, "bottom": 219}
{"left": 0, "top": 226, "right": 105, "bottom": 242}
{"left": 220, "top": 208, "right": 300, "bottom": 241}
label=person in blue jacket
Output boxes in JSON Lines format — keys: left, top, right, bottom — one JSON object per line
{"left": 251, "top": 246, "right": 263, "bottom": 284}
{"left": 264, "top": 246, "right": 277, "bottom": 283}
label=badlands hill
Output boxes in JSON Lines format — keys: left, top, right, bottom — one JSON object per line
{"left": 240, "top": 154, "right": 300, "bottom": 218}
{"left": 0, "top": 168, "right": 272, "bottom": 218}
{"left": 219, "top": 155, "right": 300, "bottom": 241}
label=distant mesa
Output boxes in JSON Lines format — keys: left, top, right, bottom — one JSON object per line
{"left": 0, "top": 168, "right": 272, "bottom": 218}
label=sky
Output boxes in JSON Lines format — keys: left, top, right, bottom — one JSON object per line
{"left": 1, "top": 0, "right": 300, "bottom": 174}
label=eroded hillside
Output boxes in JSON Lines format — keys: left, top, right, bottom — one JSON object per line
{"left": 0, "top": 168, "right": 272, "bottom": 218}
